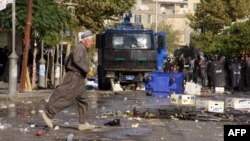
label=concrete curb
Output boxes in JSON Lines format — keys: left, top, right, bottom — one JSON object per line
{"left": 0, "top": 90, "right": 53, "bottom": 102}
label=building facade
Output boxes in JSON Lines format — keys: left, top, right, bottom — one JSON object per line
{"left": 130, "top": 0, "right": 200, "bottom": 46}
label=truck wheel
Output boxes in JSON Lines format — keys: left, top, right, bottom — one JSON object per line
{"left": 98, "top": 79, "right": 111, "bottom": 90}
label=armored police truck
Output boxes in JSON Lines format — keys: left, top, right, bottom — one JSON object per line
{"left": 96, "top": 16, "right": 167, "bottom": 90}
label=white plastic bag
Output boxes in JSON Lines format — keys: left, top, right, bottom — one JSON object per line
{"left": 184, "top": 82, "right": 201, "bottom": 95}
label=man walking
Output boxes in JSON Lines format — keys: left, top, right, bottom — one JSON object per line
{"left": 41, "top": 30, "right": 96, "bottom": 130}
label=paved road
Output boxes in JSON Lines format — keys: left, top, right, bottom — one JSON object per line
{"left": 0, "top": 83, "right": 249, "bottom": 141}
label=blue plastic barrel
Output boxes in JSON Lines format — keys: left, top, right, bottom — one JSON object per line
{"left": 145, "top": 72, "right": 184, "bottom": 97}
{"left": 169, "top": 73, "right": 184, "bottom": 94}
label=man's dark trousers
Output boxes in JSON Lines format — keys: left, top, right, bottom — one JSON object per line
{"left": 45, "top": 71, "right": 89, "bottom": 124}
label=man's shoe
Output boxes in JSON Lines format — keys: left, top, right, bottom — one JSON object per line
{"left": 78, "top": 122, "right": 97, "bottom": 130}
{"left": 40, "top": 111, "right": 53, "bottom": 128}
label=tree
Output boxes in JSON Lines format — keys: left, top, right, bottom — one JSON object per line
{"left": 227, "top": 0, "right": 250, "bottom": 21}
{"left": 187, "top": 0, "right": 250, "bottom": 54}
{"left": 152, "top": 22, "right": 180, "bottom": 55}
{"left": 0, "top": 0, "right": 73, "bottom": 89}
{"left": 187, "top": 0, "right": 231, "bottom": 34}
{"left": 0, "top": 0, "right": 136, "bottom": 86}
{"left": 0, "top": 0, "right": 136, "bottom": 45}
{"left": 190, "top": 19, "right": 250, "bottom": 55}
{"left": 217, "top": 19, "right": 250, "bottom": 55}
{"left": 74, "top": 0, "right": 136, "bottom": 32}
{"left": 69, "top": 0, "right": 136, "bottom": 76}
{"left": 0, "top": 0, "right": 72, "bottom": 45}
{"left": 190, "top": 31, "right": 217, "bottom": 53}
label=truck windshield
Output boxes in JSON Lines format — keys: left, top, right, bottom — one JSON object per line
{"left": 106, "top": 33, "right": 152, "bottom": 49}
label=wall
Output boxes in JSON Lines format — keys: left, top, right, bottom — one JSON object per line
{"left": 131, "top": 0, "right": 199, "bottom": 46}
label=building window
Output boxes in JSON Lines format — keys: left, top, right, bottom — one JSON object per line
{"left": 160, "top": 6, "right": 166, "bottom": 14}
{"left": 166, "top": 4, "right": 174, "bottom": 8}
{"left": 193, "top": 3, "right": 198, "bottom": 12}
{"left": 135, "top": 15, "right": 141, "bottom": 23}
{"left": 137, "top": 0, "right": 142, "bottom": 5}
{"left": 147, "top": 15, "right": 152, "bottom": 24}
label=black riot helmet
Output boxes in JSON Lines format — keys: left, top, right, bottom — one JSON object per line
{"left": 167, "top": 57, "right": 171, "bottom": 62}
{"left": 233, "top": 57, "right": 239, "bottom": 63}
{"left": 214, "top": 54, "right": 218, "bottom": 60}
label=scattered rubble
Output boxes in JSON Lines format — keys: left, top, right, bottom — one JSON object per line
{"left": 132, "top": 104, "right": 250, "bottom": 122}
{"left": 30, "top": 124, "right": 35, "bottom": 128}
{"left": 30, "top": 110, "right": 36, "bottom": 114}
{"left": 54, "top": 125, "right": 60, "bottom": 130}
{"left": 66, "top": 133, "right": 74, "bottom": 141}
{"left": 0, "top": 104, "right": 7, "bottom": 109}
{"left": 36, "top": 130, "right": 44, "bottom": 136}
{"left": 0, "top": 123, "right": 12, "bottom": 131}
{"left": 184, "top": 82, "right": 202, "bottom": 95}
{"left": 8, "top": 103, "right": 15, "bottom": 108}
{"left": 131, "top": 123, "right": 139, "bottom": 128}
{"left": 20, "top": 128, "right": 29, "bottom": 133}
{"left": 104, "top": 119, "right": 120, "bottom": 126}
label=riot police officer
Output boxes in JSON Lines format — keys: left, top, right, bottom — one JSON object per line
{"left": 176, "top": 54, "right": 185, "bottom": 72}
{"left": 210, "top": 54, "right": 226, "bottom": 91}
{"left": 206, "top": 55, "right": 214, "bottom": 89}
{"left": 163, "top": 57, "right": 172, "bottom": 73}
{"left": 229, "top": 57, "right": 242, "bottom": 91}
{"left": 245, "top": 55, "right": 250, "bottom": 88}
{"left": 195, "top": 54, "right": 206, "bottom": 87}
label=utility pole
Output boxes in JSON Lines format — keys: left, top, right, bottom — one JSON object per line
{"left": 8, "top": 0, "right": 18, "bottom": 95}
{"left": 60, "top": 42, "right": 63, "bottom": 82}
{"left": 155, "top": 0, "right": 158, "bottom": 32}
{"left": 31, "top": 31, "right": 38, "bottom": 89}
{"left": 20, "top": 0, "right": 33, "bottom": 92}
{"left": 38, "top": 40, "right": 46, "bottom": 88}
{"left": 54, "top": 44, "right": 60, "bottom": 87}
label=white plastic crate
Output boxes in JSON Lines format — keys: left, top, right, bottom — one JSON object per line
{"left": 208, "top": 101, "right": 224, "bottom": 113}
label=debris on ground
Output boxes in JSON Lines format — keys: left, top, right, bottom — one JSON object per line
{"left": 110, "top": 79, "right": 123, "bottom": 92}
{"left": 54, "top": 125, "right": 60, "bottom": 130}
{"left": 131, "top": 104, "right": 250, "bottom": 122}
{"left": 30, "top": 110, "right": 36, "bottom": 114}
{"left": 30, "top": 124, "right": 35, "bottom": 128}
{"left": 131, "top": 123, "right": 139, "bottom": 128}
{"left": 0, "top": 104, "right": 7, "bottom": 109}
{"left": 0, "top": 122, "right": 12, "bottom": 131}
{"left": 184, "top": 82, "right": 202, "bottom": 95}
{"left": 104, "top": 119, "right": 120, "bottom": 126}
{"left": 20, "top": 128, "right": 29, "bottom": 133}
{"left": 170, "top": 94, "right": 196, "bottom": 105}
{"left": 36, "top": 130, "right": 45, "bottom": 136}
{"left": 207, "top": 100, "right": 224, "bottom": 113}
{"left": 66, "top": 133, "right": 73, "bottom": 141}
{"left": 215, "top": 87, "right": 225, "bottom": 94}
{"left": 8, "top": 103, "right": 15, "bottom": 108}
{"left": 226, "top": 98, "right": 250, "bottom": 110}
{"left": 196, "top": 114, "right": 222, "bottom": 121}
